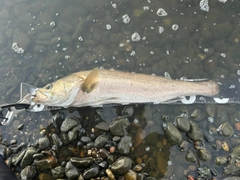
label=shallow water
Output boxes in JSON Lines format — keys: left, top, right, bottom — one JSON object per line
{"left": 0, "top": 0, "right": 240, "bottom": 179}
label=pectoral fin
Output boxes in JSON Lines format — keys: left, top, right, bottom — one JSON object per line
{"left": 81, "top": 68, "right": 99, "bottom": 93}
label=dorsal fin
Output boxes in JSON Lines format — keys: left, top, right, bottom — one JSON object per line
{"left": 81, "top": 68, "right": 99, "bottom": 93}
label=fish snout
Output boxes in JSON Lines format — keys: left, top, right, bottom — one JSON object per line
{"left": 31, "top": 90, "right": 49, "bottom": 103}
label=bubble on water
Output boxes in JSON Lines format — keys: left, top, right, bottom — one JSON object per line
{"left": 145, "top": 147, "right": 150, "bottom": 152}
{"left": 12, "top": 42, "right": 25, "bottom": 54}
{"left": 219, "top": 0, "right": 227, "bottom": 3}
{"left": 156, "top": 8, "right": 167, "bottom": 16}
{"left": 172, "top": 24, "right": 179, "bottom": 31}
{"left": 131, "top": 32, "right": 141, "bottom": 41}
{"left": 208, "top": 117, "right": 214, "bottom": 123}
{"left": 199, "top": 0, "right": 209, "bottom": 12}
{"left": 122, "top": 14, "right": 130, "bottom": 24}
{"left": 143, "top": 6, "right": 149, "bottom": 11}
{"left": 62, "top": 47, "right": 67, "bottom": 51}
{"left": 64, "top": 55, "right": 70, "bottom": 60}
{"left": 220, "top": 53, "right": 226, "bottom": 58}
{"left": 78, "top": 36, "right": 83, "bottom": 41}
{"left": 237, "top": 70, "right": 240, "bottom": 75}
{"left": 164, "top": 72, "right": 171, "bottom": 79}
{"left": 204, "top": 48, "right": 208, "bottom": 52}
{"left": 167, "top": 161, "right": 172, "bottom": 165}
{"left": 130, "top": 51, "right": 135, "bottom": 56}
{"left": 229, "top": 85, "right": 235, "bottom": 89}
{"left": 159, "top": 26, "right": 164, "bottom": 34}
{"left": 50, "top": 21, "right": 56, "bottom": 27}
{"left": 106, "top": 24, "right": 111, "bottom": 30}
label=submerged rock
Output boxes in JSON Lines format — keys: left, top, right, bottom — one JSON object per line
{"left": 65, "top": 161, "right": 79, "bottom": 180}
{"left": 111, "top": 157, "right": 132, "bottom": 175}
{"left": 61, "top": 117, "right": 79, "bottom": 132}
{"left": 109, "top": 116, "right": 130, "bottom": 136}
{"left": 164, "top": 122, "right": 183, "bottom": 145}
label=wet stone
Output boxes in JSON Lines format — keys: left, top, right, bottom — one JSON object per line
{"left": 38, "top": 138, "right": 50, "bottom": 150}
{"left": 21, "top": 165, "right": 37, "bottom": 180}
{"left": 215, "top": 156, "right": 228, "bottom": 166}
{"left": 68, "top": 125, "right": 81, "bottom": 142}
{"left": 51, "top": 133, "right": 63, "bottom": 147}
{"left": 94, "top": 135, "right": 109, "bottom": 148}
{"left": 224, "top": 145, "right": 240, "bottom": 175}
{"left": 197, "top": 166, "right": 211, "bottom": 179}
{"left": 83, "top": 166, "right": 99, "bottom": 179}
{"left": 124, "top": 169, "right": 137, "bottom": 180}
{"left": 175, "top": 116, "right": 190, "bottom": 132}
{"left": 60, "top": 117, "right": 79, "bottom": 132}
{"left": 80, "top": 136, "right": 92, "bottom": 144}
{"left": 185, "top": 150, "right": 197, "bottom": 163}
{"left": 52, "top": 111, "right": 65, "bottom": 129}
{"left": 70, "top": 157, "right": 94, "bottom": 168}
{"left": 95, "top": 122, "right": 109, "bottom": 131}
{"left": 164, "top": 122, "right": 183, "bottom": 145}
{"left": 51, "top": 166, "right": 65, "bottom": 179}
{"left": 117, "top": 135, "right": 132, "bottom": 154}
{"left": 198, "top": 148, "right": 211, "bottom": 162}
{"left": 20, "top": 147, "right": 38, "bottom": 169}
{"left": 121, "top": 106, "right": 134, "bottom": 117}
{"left": 35, "top": 155, "right": 57, "bottom": 171}
{"left": 65, "top": 161, "right": 79, "bottom": 180}
{"left": 218, "top": 122, "right": 234, "bottom": 137}
{"left": 187, "top": 121, "right": 204, "bottom": 142}
{"left": 203, "top": 131, "right": 215, "bottom": 143}
{"left": 111, "top": 157, "right": 132, "bottom": 175}
{"left": 109, "top": 116, "right": 130, "bottom": 136}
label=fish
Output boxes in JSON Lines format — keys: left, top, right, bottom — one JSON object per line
{"left": 31, "top": 68, "right": 226, "bottom": 108}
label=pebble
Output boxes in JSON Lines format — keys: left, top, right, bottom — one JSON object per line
{"left": 20, "top": 147, "right": 38, "bottom": 169}
{"left": 51, "top": 166, "right": 65, "bottom": 179}
{"left": 164, "top": 122, "right": 183, "bottom": 145}
{"left": 60, "top": 117, "right": 79, "bottom": 132}
{"left": 65, "top": 161, "right": 79, "bottom": 180}
{"left": 80, "top": 136, "right": 92, "bottom": 144}
{"left": 38, "top": 138, "right": 50, "bottom": 150}
{"left": 95, "top": 122, "right": 109, "bottom": 131}
{"left": 117, "top": 135, "right": 132, "bottom": 154}
{"left": 111, "top": 157, "right": 132, "bottom": 175}
{"left": 21, "top": 165, "right": 37, "bottom": 180}
{"left": 68, "top": 125, "right": 81, "bottom": 141}
{"left": 35, "top": 155, "right": 57, "bottom": 171}
{"left": 106, "top": 168, "right": 115, "bottom": 180}
{"left": 51, "top": 133, "right": 63, "bottom": 147}
{"left": 215, "top": 156, "right": 228, "bottom": 166}
{"left": 187, "top": 121, "right": 204, "bottom": 142}
{"left": 185, "top": 150, "right": 197, "bottom": 163}
{"left": 175, "top": 116, "right": 190, "bottom": 132}
{"left": 94, "top": 135, "right": 109, "bottom": 148}
{"left": 109, "top": 116, "right": 130, "bottom": 136}
{"left": 124, "top": 169, "right": 137, "bottom": 180}
{"left": 70, "top": 157, "right": 94, "bottom": 168}
{"left": 83, "top": 166, "right": 99, "bottom": 179}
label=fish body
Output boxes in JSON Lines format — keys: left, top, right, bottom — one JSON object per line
{"left": 32, "top": 68, "right": 220, "bottom": 107}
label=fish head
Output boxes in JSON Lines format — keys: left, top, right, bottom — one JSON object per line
{"left": 32, "top": 68, "right": 99, "bottom": 107}
{"left": 32, "top": 76, "right": 83, "bottom": 107}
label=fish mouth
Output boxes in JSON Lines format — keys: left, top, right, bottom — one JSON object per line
{"left": 31, "top": 90, "right": 48, "bottom": 103}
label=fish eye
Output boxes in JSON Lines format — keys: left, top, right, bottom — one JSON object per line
{"left": 45, "top": 83, "right": 53, "bottom": 90}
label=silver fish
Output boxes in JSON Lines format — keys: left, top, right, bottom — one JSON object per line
{"left": 32, "top": 68, "right": 220, "bottom": 107}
